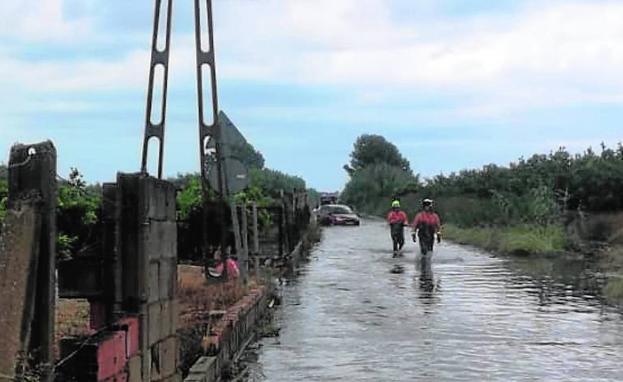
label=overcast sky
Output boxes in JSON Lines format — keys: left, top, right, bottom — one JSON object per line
{"left": 1, "top": 0, "right": 622, "bottom": 190}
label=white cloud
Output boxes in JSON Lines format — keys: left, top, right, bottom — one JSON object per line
{"left": 216, "top": 0, "right": 623, "bottom": 114}
{"left": 0, "top": 49, "right": 149, "bottom": 91}
{"left": 0, "top": 0, "right": 93, "bottom": 42}
{"left": 3, "top": 0, "right": 623, "bottom": 116}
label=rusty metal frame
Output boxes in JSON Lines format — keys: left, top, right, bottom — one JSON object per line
{"left": 141, "top": 0, "right": 173, "bottom": 179}
{"left": 194, "top": 0, "right": 226, "bottom": 196}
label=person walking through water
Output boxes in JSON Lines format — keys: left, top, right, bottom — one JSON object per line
{"left": 411, "top": 199, "right": 442, "bottom": 255}
{"left": 387, "top": 200, "right": 409, "bottom": 257}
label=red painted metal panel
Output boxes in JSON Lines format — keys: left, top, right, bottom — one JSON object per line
{"left": 102, "top": 372, "right": 128, "bottom": 382}
{"left": 90, "top": 301, "right": 107, "bottom": 330}
{"left": 117, "top": 316, "right": 140, "bottom": 357}
{"left": 97, "top": 331, "right": 128, "bottom": 381}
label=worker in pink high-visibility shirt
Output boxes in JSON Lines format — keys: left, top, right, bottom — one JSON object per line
{"left": 387, "top": 200, "right": 409, "bottom": 256}
{"left": 411, "top": 199, "right": 442, "bottom": 255}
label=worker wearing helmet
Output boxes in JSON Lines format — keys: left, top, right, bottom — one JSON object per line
{"left": 411, "top": 199, "right": 442, "bottom": 255}
{"left": 387, "top": 200, "right": 409, "bottom": 256}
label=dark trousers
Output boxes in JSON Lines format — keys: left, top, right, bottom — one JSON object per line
{"left": 417, "top": 224, "right": 436, "bottom": 254}
{"left": 390, "top": 223, "right": 405, "bottom": 252}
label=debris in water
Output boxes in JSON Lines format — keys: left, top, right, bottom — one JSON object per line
{"left": 390, "top": 264, "right": 405, "bottom": 274}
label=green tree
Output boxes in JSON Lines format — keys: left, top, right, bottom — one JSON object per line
{"left": 249, "top": 168, "right": 306, "bottom": 198}
{"left": 230, "top": 142, "right": 265, "bottom": 170}
{"left": 341, "top": 134, "right": 418, "bottom": 214}
{"left": 0, "top": 163, "right": 7, "bottom": 181}
{"left": 341, "top": 163, "right": 418, "bottom": 215}
{"left": 57, "top": 168, "right": 101, "bottom": 259}
{"left": 344, "top": 134, "right": 412, "bottom": 175}
{"left": 176, "top": 174, "right": 203, "bottom": 220}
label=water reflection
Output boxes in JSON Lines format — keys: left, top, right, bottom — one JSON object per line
{"left": 414, "top": 254, "right": 443, "bottom": 309}
{"left": 246, "top": 221, "right": 623, "bottom": 382}
{"left": 418, "top": 255, "right": 434, "bottom": 292}
{"left": 505, "top": 256, "right": 610, "bottom": 308}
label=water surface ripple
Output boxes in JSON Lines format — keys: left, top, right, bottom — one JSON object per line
{"left": 246, "top": 219, "right": 623, "bottom": 381}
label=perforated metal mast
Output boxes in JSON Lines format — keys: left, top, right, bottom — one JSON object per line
{"left": 140, "top": 0, "right": 226, "bottom": 197}
{"left": 194, "top": 0, "right": 226, "bottom": 196}
{"left": 141, "top": 0, "right": 173, "bottom": 178}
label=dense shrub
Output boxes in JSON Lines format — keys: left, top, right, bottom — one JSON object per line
{"left": 340, "top": 136, "right": 623, "bottom": 254}
{"left": 423, "top": 145, "right": 623, "bottom": 213}
{"left": 56, "top": 168, "right": 101, "bottom": 259}
{"left": 249, "top": 168, "right": 306, "bottom": 198}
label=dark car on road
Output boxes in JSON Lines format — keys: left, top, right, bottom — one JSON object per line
{"left": 315, "top": 204, "right": 360, "bottom": 226}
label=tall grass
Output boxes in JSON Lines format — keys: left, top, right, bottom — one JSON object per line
{"left": 443, "top": 224, "right": 567, "bottom": 255}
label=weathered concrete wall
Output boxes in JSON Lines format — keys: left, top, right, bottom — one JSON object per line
{"left": 185, "top": 287, "right": 269, "bottom": 382}
{"left": 184, "top": 209, "right": 315, "bottom": 381}
{"left": 117, "top": 173, "right": 179, "bottom": 382}
{"left": 4, "top": 141, "right": 57, "bottom": 380}
{"left": 0, "top": 204, "right": 42, "bottom": 378}
{"left": 59, "top": 173, "right": 180, "bottom": 382}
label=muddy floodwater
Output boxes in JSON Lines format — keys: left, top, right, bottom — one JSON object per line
{"left": 245, "top": 219, "right": 623, "bottom": 381}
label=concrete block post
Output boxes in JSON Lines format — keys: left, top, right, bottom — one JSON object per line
{"left": 281, "top": 193, "right": 290, "bottom": 254}
{"left": 102, "top": 183, "right": 122, "bottom": 321}
{"left": 277, "top": 206, "right": 284, "bottom": 257}
{"left": 251, "top": 203, "right": 260, "bottom": 282}
{"left": 116, "top": 173, "right": 178, "bottom": 381}
{"left": 0, "top": 203, "right": 42, "bottom": 378}
{"left": 239, "top": 205, "right": 249, "bottom": 284}
{"left": 7, "top": 141, "right": 57, "bottom": 380}
{"left": 291, "top": 192, "right": 297, "bottom": 222}
{"left": 251, "top": 202, "right": 259, "bottom": 255}
{"left": 230, "top": 201, "right": 242, "bottom": 256}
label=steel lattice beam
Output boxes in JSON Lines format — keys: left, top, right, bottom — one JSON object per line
{"left": 141, "top": 0, "right": 173, "bottom": 179}
{"left": 194, "top": 0, "right": 226, "bottom": 196}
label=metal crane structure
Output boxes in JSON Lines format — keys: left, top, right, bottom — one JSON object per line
{"left": 140, "top": 0, "right": 226, "bottom": 197}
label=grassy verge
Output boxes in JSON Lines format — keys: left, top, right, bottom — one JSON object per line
{"left": 443, "top": 224, "right": 567, "bottom": 256}
{"left": 600, "top": 246, "right": 623, "bottom": 305}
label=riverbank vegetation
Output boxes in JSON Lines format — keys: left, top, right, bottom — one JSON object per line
{"left": 341, "top": 134, "right": 623, "bottom": 257}
{"left": 443, "top": 224, "right": 567, "bottom": 255}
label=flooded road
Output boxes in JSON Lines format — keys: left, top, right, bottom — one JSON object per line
{"left": 246, "top": 219, "right": 623, "bottom": 381}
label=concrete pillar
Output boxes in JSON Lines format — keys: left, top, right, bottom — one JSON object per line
{"left": 7, "top": 141, "right": 57, "bottom": 380}
{"left": 281, "top": 192, "right": 290, "bottom": 254}
{"left": 230, "top": 201, "right": 242, "bottom": 257}
{"left": 0, "top": 203, "right": 42, "bottom": 378}
{"left": 116, "top": 173, "right": 178, "bottom": 381}
{"left": 251, "top": 203, "right": 260, "bottom": 283}
{"left": 102, "top": 183, "right": 122, "bottom": 321}
{"left": 251, "top": 202, "right": 259, "bottom": 255}
{"left": 240, "top": 205, "right": 248, "bottom": 284}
